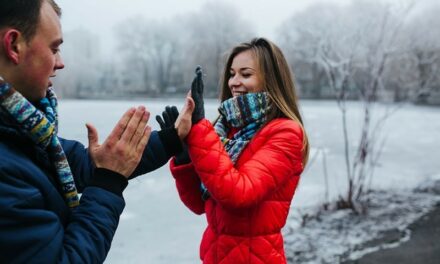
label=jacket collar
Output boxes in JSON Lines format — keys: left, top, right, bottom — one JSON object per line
{"left": 0, "top": 111, "right": 27, "bottom": 142}
{"left": 0, "top": 114, "right": 53, "bottom": 173}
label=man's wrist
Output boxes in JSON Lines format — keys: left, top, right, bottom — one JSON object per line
{"left": 158, "top": 127, "right": 183, "bottom": 157}
{"left": 90, "top": 168, "right": 128, "bottom": 196}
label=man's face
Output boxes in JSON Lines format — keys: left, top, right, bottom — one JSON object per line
{"left": 17, "top": 1, "right": 64, "bottom": 102}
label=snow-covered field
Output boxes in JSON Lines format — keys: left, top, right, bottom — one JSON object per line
{"left": 284, "top": 182, "right": 440, "bottom": 263}
{"left": 58, "top": 99, "right": 440, "bottom": 263}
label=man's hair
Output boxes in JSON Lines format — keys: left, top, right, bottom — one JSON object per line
{"left": 0, "top": 0, "right": 61, "bottom": 41}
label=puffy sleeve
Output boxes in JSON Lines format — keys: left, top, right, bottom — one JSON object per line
{"left": 186, "top": 118, "right": 304, "bottom": 209}
{"left": 60, "top": 138, "right": 94, "bottom": 192}
{"left": 0, "top": 165, "right": 125, "bottom": 263}
{"left": 170, "top": 159, "right": 205, "bottom": 215}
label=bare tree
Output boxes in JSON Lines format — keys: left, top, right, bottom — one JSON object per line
{"left": 114, "top": 2, "right": 255, "bottom": 97}
{"left": 180, "top": 1, "right": 256, "bottom": 96}
{"left": 277, "top": 1, "right": 415, "bottom": 212}
{"left": 54, "top": 28, "right": 103, "bottom": 98}
{"left": 115, "top": 16, "right": 185, "bottom": 95}
{"left": 400, "top": 2, "right": 440, "bottom": 103}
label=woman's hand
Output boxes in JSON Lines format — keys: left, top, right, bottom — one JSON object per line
{"left": 191, "top": 66, "right": 205, "bottom": 124}
{"left": 175, "top": 95, "right": 195, "bottom": 140}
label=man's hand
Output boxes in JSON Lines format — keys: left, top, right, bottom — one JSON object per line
{"left": 156, "top": 105, "right": 192, "bottom": 164}
{"left": 156, "top": 106, "right": 179, "bottom": 130}
{"left": 86, "top": 106, "right": 151, "bottom": 178}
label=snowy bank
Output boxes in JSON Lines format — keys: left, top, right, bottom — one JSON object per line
{"left": 283, "top": 179, "right": 440, "bottom": 264}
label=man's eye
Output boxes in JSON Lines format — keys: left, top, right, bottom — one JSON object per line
{"left": 52, "top": 48, "right": 60, "bottom": 54}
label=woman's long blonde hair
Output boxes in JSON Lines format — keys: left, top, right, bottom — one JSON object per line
{"left": 219, "top": 37, "right": 309, "bottom": 165}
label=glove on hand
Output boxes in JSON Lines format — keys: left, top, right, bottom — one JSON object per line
{"left": 155, "top": 106, "right": 191, "bottom": 165}
{"left": 191, "top": 66, "right": 205, "bottom": 124}
{"left": 156, "top": 105, "right": 178, "bottom": 130}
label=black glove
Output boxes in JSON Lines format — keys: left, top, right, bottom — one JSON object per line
{"left": 155, "top": 106, "right": 191, "bottom": 165}
{"left": 156, "top": 105, "right": 179, "bottom": 130}
{"left": 191, "top": 66, "right": 205, "bottom": 124}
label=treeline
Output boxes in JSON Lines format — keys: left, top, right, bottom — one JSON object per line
{"left": 54, "top": 1, "right": 440, "bottom": 105}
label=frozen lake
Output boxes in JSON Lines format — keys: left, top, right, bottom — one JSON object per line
{"left": 57, "top": 99, "right": 440, "bottom": 263}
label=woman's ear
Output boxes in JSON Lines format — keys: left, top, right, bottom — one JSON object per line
{"left": 3, "top": 29, "right": 23, "bottom": 65}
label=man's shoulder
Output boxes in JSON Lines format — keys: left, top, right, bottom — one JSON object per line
{"left": 0, "top": 139, "right": 25, "bottom": 158}
{"left": 0, "top": 140, "right": 43, "bottom": 176}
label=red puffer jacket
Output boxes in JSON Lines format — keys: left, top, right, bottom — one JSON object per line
{"left": 170, "top": 118, "right": 304, "bottom": 264}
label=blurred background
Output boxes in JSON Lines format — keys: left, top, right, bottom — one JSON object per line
{"left": 55, "top": 0, "right": 440, "bottom": 105}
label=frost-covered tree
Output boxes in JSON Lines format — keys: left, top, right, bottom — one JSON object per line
{"left": 54, "top": 28, "right": 103, "bottom": 98}
{"left": 277, "top": 0, "right": 415, "bottom": 212}
{"left": 114, "top": 1, "right": 255, "bottom": 97}
{"left": 178, "top": 1, "right": 256, "bottom": 96}
{"left": 396, "top": 1, "right": 440, "bottom": 103}
{"left": 115, "top": 17, "right": 185, "bottom": 95}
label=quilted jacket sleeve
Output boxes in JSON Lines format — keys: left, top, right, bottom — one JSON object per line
{"left": 0, "top": 166, "right": 125, "bottom": 264}
{"left": 59, "top": 138, "right": 94, "bottom": 192}
{"left": 187, "top": 118, "right": 304, "bottom": 209}
{"left": 170, "top": 159, "right": 205, "bottom": 215}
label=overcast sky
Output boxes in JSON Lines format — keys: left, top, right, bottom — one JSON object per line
{"left": 57, "top": 0, "right": 351, "bottom": 36}
{"left": 56, "top": 0, "right": 354, "bottom": 54}
{"left": 55, "top": 0, "right": 435, "bottom": 55}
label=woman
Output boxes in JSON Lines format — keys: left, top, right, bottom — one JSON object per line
{"left": 170, "top": 38, "right": 309, "bottom": 264}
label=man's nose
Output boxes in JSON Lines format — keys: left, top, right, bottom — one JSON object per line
{"left": 55, "top": 53, "right": 65, "bottom": 70}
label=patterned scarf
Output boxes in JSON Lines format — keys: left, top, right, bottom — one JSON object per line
{"left": 200, "top": 92, "right": 269, "bottom": 200}
{"left": 0, "top": 81, "right": 79, "bottom": 208}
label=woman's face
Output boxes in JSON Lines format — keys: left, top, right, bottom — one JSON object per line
{"left": 228, "top": 50, "right": 263, "bottom": 97}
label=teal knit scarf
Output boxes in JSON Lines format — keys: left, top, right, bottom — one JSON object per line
{"left": 200, "top": 92, "right": 269, "bottom": 200}
{"left": 0, "top": 81, "right": 79, "bottom": 208}
{"left": 214, "top": 92, "right": 269, "bottom": 163}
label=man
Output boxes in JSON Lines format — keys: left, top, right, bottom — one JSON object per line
{"left": 0, "top": 0, "right": 192, "bottom": 262}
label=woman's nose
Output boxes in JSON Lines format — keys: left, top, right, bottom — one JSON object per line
{"left": 229, "top": 75, "right": 241, "bottom": 87}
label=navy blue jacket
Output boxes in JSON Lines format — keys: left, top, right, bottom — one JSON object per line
{"left": 0, "top": 117, "right": 177, "bottom": 263}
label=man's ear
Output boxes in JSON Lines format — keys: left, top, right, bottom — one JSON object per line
{"left": 3, "top": 29, "right": 24, "bottom": 65}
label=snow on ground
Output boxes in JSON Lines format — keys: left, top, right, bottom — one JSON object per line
{"left": 283, "top": 180, "right": 440, "bottom": 263}
{"left": 58, "top": 99, "right": 440, "bottom": 263}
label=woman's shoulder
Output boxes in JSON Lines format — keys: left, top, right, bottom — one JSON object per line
{"left": 254, "top": 118, "right": 304, "bottom": 144}
{"left": 262, "top": 118, "right": 303, "bottom": 134}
